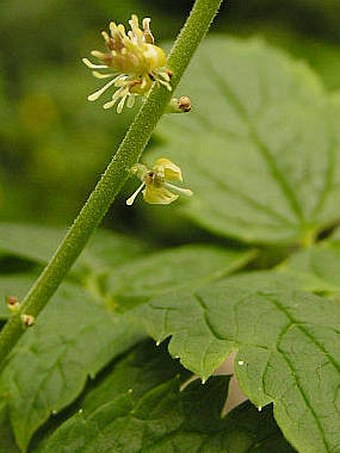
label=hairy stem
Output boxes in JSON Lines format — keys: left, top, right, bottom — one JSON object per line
{"left": 0, "top": 0, "right": 223, "bottom": 367}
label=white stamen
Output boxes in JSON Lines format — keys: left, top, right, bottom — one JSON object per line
{"left": 117, "top": 95, "right": 127, "bottom": 113}
{"left": 103, "top": 99, "right": 118, "bottom": 110}
{"left": 140, "top": 77, "right": 148, "bottom": 90}
{"left": 103, "top": 100, "right": 116, "bottom": 110}
{"left": 90, "top": 50, "right": 106, "bottom": 60}
{"left": 158, "top": 71, "right": 170, "bottom": 82}
{"left": 126, "top": 182, "right": 145, "bottom": 206}
{"left": 103, "top": 87, "right": 127, "bottom": 110}
{"left": 129, "top": 15, "right": 139, "bottom": 30}
{"left": 117, "top": 24, "right": 126, "bottom": 37}
{"left": 82, "top": 58, "right": 108, "bottom": 69}
{"left": 142, "top": 18, "right": 154, "bottom": 44}
{"left": 127, "top": 94, "right": 136, "bottom": 108}
{"left": 164, "top": 182, "right": 193, "bottom": 197}
{"left": 142, "top": 18, "right": 151, "bottom": 30}
{"left": 87, "top": 78, "right": 118, "bottom": 101}
{"left": 109, "top": 22, "right": 117, "bottom": 33}
{"left": 114, "top": 78, "right": 130, "bottom": 88}
{"left": 158, "top": 79, "right": 172, "bottom": 91}
{"left": 92, "top": 71, "right": 116, "bottom": 79}
{"left": 101, "top": 31, "right": 110, "bottom": 42}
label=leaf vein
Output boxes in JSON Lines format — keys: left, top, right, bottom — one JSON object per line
{"left": 194, "top": 293, "right": 228, "bottom": 341}
{"left": 266, "top": 294, "right": 340, "bottom": 373}
{"left": 201, "top": 165, "right": 297, "bottom": 227}
{"left": 311, "top": 134, "right": 337, "bottom": 219}
{"left": 206, "top": 60, "right": 304, "bottom": 222}
{"left": 275, "top": 345, "right": 330, "bottom": 451}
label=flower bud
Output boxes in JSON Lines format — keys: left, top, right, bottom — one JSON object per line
{"left": 21, "top": 314, "right": 35, "bottom": 327}
{"left": 166, "top": 96, "right": 192, "bottom": 113}
{"left": 6, "top": 295, "right": 21, "bottom": 312}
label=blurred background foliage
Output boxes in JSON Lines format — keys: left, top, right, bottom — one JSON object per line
{"left": 1, "top": 0, "right": 340, "bottom": 243}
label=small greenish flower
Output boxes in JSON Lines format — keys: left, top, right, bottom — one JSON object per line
{"left": 83, "top": 15, "right": 172, "bottom": 113}
{"left": 126, "top": 158, "right": 193, "bottom": 206}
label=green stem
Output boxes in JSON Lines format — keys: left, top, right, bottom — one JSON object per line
{"left": 0, "top": 0, "right": 223, "bottom": 367}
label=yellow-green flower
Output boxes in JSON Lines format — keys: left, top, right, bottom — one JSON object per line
{"left": 83, "top": 15, "right": 172, "bottom": 113}
{"left": 126, "top": 158, "right": 193, "bottom": 206}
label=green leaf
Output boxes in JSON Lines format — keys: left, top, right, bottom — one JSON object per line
{"left": 203, "top": 266, "right": 340, "bottom": 300}
{"left": 152, "top": 37, "right": 340, "bottom": 245}
{"left": 331, "top": 90, "right": 340, "bottom": 111}
{"left": 280, "top": 240, "right": 340, "bottom": 294}
{"left": 0, "top": 399, "right": 19, "bottom": 453}
{"left": 75, "top": 229, "right": 146, "bottom": 275}
{"left": 144, "top": 284, "right": 340, "bottom": 453}
{"left": 0, "top": 223, "right": 145, "bottom": 272}
{"left": 217, "top": 270, "right": 301, "bottom": 292}
{"left": 106, "top": 244, "right": 255, "bottom": 309}
{"left": 38, "top": 342, "right": 294, "bottom": 453}
{"left": 0, "top": 223, "right": 65, "bottom": 263}
{"left": 221, "top": 243, "right": 340, "bottom": 298}
{"left": 0, "top": 283, "right": 145, "bottom": 451}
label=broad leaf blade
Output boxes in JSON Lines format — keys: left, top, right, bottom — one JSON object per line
{"left": 75, "top": 229, "right": 146, "bottom": 274}
{"left": 0, "top": 223, "right": 144, "bottom": 272}
{"left": 106, "top": 244, "right": 255, "bottom": 309}
{"left": 144, "top": 284, "right": 340, "bottom": 453}
{"left": 38, "top": 342, "right": 294, "bottom": 453}
{"left": 0, "top": 284, "right": 145, "bottom": 451}
{"left": 0, "top": 400, "right": 19, "bottom": 453}
{"left": 152, "top": 38, "right": 340, "bottom": 244}
{"left": 0, "top": 223, "right": 65, "bottom": 263}
{"left": 280, "top": 240, "right": 340, "bottom": 294}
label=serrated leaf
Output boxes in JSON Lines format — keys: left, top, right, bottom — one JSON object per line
{"left": 0, "top": 223, "right": 144, "bottom": 273}
{"left": 152, "top": 37, "right": 340, "bottom": 245}
{"left": 106, "top": 244, "right": 255, "bottom": 309}
{"left": 38, "top": 342, "right": 294, "bottom": 453}
{"left": 144, "top": 284, "right": 340, "bottom": 453}
{"left": 0, "top": 284, "right": 145, "bottom": 451}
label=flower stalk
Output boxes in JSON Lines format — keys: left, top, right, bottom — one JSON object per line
{"left": 0, "top": 0, "right": 224, "bottom": 369}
